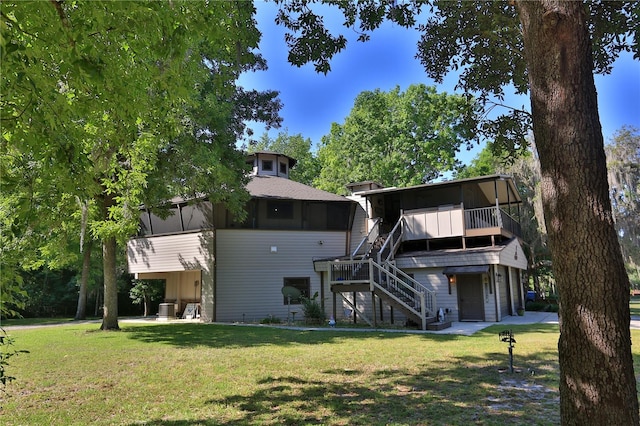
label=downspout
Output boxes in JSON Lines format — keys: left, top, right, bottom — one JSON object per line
{"left": 212, "top": 228, "right": 217, "bottom": 322}
{"left": 494, "top": 179, "right": 503, "bottom": 228}
{"left": 178, "top": 204, "right": 185, "bottom": 232}
{"left": 147, "top": 209, "right": 153, "bottom": 235}
{"left": 320, "top": 270, "right": 325, "bottom": 313}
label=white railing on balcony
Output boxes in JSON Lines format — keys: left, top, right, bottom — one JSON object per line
{"left": 329, "top": 259, "right": 371, "bottom": 284}
{"left": 464, "top": 206, "right": 522, "bottom": 237}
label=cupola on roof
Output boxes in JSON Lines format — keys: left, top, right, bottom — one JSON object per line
{"left": 246, "top": 151, "right": 297, "bottom": 179}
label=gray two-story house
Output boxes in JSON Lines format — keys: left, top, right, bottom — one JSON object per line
{"left": 127, "top": 152, "right": 528, "bottom": 329}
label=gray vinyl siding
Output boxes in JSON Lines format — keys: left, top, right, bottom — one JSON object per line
{"left": 510, "top": 267, "right": 523, "bottom": 310}
{"left": 497, "top": 266, "right": 510, "bottom": 317}
{"left": 396, "top": 250, "right": 500, "bottom": 269}
{"left": 215, "top": 229, "right": 348, "bottom": 323}
{"left": 498, "top": 239, "right": 528, "bottom": 269}
{"left": 127, "top": 232, "right": 213, "bottom": 274}
{"left": 484, "top": 274, "right": 497, "bottom": 322}
{"left": 406, "top": 268, "right": 460, "bottom": 322}
{"left": 349, "top": 203, "right": 368, "bottom": 256}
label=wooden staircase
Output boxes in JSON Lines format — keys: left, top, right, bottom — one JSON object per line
{"left": 331, "top": 215, "right": 445, "bottom": 330}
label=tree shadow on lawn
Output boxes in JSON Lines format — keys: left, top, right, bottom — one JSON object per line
{"left": 122, "top": 322, "right": 469, "bottom": 349}
{"left": 123, "top": 322, "right": 562, "bottom": 350}
{"left": 129, "top": 351, "right": 560, "bottom": 426}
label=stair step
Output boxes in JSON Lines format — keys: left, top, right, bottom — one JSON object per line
{"left": 427, "top": 321, "right": 452, "bottom": 331}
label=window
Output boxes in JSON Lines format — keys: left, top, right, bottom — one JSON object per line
{"left": 279, "top": 162, "right": 287, "bottom": 174}
{"left": 267, "top": 201, "right": 294, "bottom": 219}
{"left": 262, "top": 160, "right": 273, "bottom": 171}
{"left": 283, "top": 277, "right": 310, "bottom": 305}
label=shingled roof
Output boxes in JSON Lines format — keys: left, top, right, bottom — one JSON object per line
{"left": 246, "top": 175, "right": 350, "bottom": 202}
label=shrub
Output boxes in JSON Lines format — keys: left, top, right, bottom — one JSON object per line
{"left": 301, "top": 292, "right": 326, "bottom": 324}
{"left": 525, "top": 301, "right": 548, "bottom": 311}
{"left": 525, "top": 301, "right": 559, "bottom": 313}
{"left": 260, "top": 316, "right": 282, "bottom": 324}
{"left": 0, "top": 328, "right": 29, "bottom": 391}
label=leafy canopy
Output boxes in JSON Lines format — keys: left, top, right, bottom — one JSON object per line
{"left": 1, "top": 1, "right": 281, "bottom": 319}
{"left": 274, "top": 0, "right": 637, "bottom": 156}
{"left": 314, "top": 84, "right": 476, "bottom": 194}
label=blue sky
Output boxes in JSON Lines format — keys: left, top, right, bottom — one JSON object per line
{"left": 240, "top": 1, "right": 640, "bottom": 165}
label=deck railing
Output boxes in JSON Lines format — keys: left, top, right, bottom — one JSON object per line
{"left": 329, "top": 259, "right": 371, "bottom": 284}
{"left": 464, "top": 206, "right": 522, "bottom": 237}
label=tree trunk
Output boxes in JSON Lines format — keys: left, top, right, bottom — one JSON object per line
{"left": 100, "top": 236, "right": 120, "bottom": 330}
{"left": 74, "top": 239, "right": 92, "bottom": 320}
{"left": 143, "top": 294, "right": 150, "bottom": 317}
{"left": 517, "top": 1, "right": 638, "bottom": 424}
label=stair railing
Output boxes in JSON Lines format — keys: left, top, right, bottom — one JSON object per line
{"left": 376, "top": 216, "right": 404, "bottom": 264}
{"left": 383, "top": 261, "right": 436, "bottom": 317}
{"left": 370, "top": 259, "right": 436, "bottom": 330}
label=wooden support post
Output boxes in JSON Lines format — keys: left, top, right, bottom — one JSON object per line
{"left": 352, "top": 292, "right": 357, "bottom": 324}
{"left": 371, "top": 292, "right": 377, "bottom": 328}
{"left": 332, "top": 291, "right": 337, "bottom": 322}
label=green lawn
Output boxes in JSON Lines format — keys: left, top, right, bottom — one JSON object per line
{"left": 1, "top": 321, "right": 639, "bottom": 425}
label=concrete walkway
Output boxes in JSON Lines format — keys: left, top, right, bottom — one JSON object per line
{"left": 427, "top": 311, "right": 640, "bottom": 336}
{"left": 6, "top": 311, "right": 639, "bottom": 337}
{"left": 243, "top": 311, "right": 640, "bottom": 336}
{"left": 428, "top": 311, "right": 559, "bottom": 336}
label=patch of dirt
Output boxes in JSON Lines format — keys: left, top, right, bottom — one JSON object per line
{"left": 486, "top": 378, "right": 559, "bottom": 412}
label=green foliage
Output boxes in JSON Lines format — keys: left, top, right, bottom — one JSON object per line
{"left": 274, "top": 0, "right": 637, "bottom": 156}
{"left": 314, "top": 84, "right": 476, "bottom": 194}
{"left": 129, "top": 279, "right": 164, "bottom": 316}
{"left": 300, "top": 291, "right": 325, "bottom": 323}
{"left": 18, "top": 269, "right": 78, "bottom": 318}
{"left": 1, "top": 1, "right": 282, "bottom": 327}
{"left": 454, "top": 142, "right": 505, "bottom": 179}
{"left": 0, "top": 328, "right": 29, "bottom": 390}
{"left": 260, "top": 316, "right": 282, "bottom": 324}
{"left": 605, "top": 126, "right": 640, "bottom": 282}
{"left": 525, "top": 301, "right": 559, "bottom": 313}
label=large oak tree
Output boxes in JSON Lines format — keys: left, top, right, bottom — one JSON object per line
{"left": 273, "top": 0, "right": 639, "bottom": 423}
{"left": 315, "top": 84, "right": 476, "bottom": 194}
{"left": 1, "top": 1, "right": 281, "bottom": 329}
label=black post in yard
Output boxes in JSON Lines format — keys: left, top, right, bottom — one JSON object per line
{"left": 499, "top": 330, "right": 516, "bottom": 373}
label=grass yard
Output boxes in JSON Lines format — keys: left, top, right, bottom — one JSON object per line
{"left": 1, "top": 322, "right": 639, "bottom": 425}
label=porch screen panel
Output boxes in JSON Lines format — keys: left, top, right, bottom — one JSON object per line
{"left": 307, "top": 202, "right": 326, "bottom": 230}
{"left": 181, "top": 204, "right": 208, "bottom": 231}
{"left": 150, "top": 207, "right": 182, "bottom": 234}
{"left": 327, "top": 203, "right": 350, "bottom": 230}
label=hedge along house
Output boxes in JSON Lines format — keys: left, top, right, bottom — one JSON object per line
{"left": 324, "top": 175, "right": 529, "bottom": 329}
{"left": 126, "top": 152, "right": 357, "bottom": 323}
